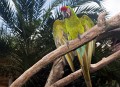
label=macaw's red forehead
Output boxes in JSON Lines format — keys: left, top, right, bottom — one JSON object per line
{"left": 61, "top": 6, "right": 68, "bottom": 11}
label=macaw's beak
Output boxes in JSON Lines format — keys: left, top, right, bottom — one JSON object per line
{"left": 61, "top": 11, "right": 65, "bottom": 20}
{"left": 62, "top": 11, "right": 70, "bottom": 19}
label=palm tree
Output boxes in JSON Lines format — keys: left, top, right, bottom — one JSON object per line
{"left": 0, "top": 24, "right": 22, "bottom": 86}
{"left": 0, "top": 0, "right": 56, "bottom": 86}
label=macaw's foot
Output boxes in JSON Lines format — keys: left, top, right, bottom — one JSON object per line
{"left": 78, "top": 34, "right": 81, "bottom": 40}
{"left": 66, "top": 41, "right": 69, "bottom": 48}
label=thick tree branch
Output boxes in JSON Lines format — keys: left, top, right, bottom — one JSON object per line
{"left": 111, "top": 43, "right": 120, "bottom": 52}
{"left": 96, "top": 28, "right": 120, "bottom": 41}
{"left": 10, "top": 12, "right": 120, "bottom": 87}
{"left": 50, "top": 50, "right": 120, "bottom": 87}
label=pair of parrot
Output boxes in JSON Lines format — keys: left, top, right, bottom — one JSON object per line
{"left": 53, "top": 6, "right": 94, "bottom": 87}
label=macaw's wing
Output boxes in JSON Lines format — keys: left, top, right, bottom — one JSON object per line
{"left": 74, "top": 15, "right": 95, "bottom": 87}
{"left": 80, "top": 15, "right": 95, "bottom": 66}
{"left": 53, "top": 19, "right": 75, "bottom": 72}
{"left": 53, "top": 19, "right": 65, "bottom": 47}
{"left": 80, "top": 15, "right": 94, "bottom": 31}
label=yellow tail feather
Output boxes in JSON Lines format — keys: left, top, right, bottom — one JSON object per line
{"left": 65, "top": 53, "right": 75, "bottom": 72}
{"left": 77, "top": 47, "right": 92, "bottom": 87}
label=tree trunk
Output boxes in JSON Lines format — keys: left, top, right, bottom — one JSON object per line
{"left": 8, "top": 76, "right": 13, "bottom": 87}
{"left": 45, "top": 57, "right": 65, "bottom": 87}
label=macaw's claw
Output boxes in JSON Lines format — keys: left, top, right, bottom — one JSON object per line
{"left": 78, "top": 34, "right": 81, "bottom": 40}
{"left": 66, "top": 41, "right": 69, "bottom": 48}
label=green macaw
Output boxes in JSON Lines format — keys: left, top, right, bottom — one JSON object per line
{"left": 53, "top": 19, "right": 75, "bottom": 72}
{"left": 60, "top": 6, "right": 94, "bottom": 87}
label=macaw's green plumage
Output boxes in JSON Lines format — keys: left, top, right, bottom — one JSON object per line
{"left": 53, "top": 19, "right": 75, "bottom": 72}
{"left": 80, "top": 15, "right": 95, "bottom": 66}
{"left": 60, "top": 6, "right": 95, "bottom": 87}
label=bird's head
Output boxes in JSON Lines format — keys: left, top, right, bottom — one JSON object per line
{"left": 61, "top": 6, "right": 71, "bottom": 18}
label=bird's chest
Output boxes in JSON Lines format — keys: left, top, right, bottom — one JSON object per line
{"left": 66, "top": 22, "right": 79, "bottom": 40}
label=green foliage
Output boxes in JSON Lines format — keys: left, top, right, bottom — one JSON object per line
{"left": 0, "top": 0, "right": 56, "bottom": 86}
{"left": 0, "top": 27, "right": 23, "bottom": 78}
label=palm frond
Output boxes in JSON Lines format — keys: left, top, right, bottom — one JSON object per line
{"left": 0, "top": 0, "right": 16, "bottom": 28}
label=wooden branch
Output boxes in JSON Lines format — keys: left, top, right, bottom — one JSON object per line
{"left": 111, "top": 43, "right": 120, "bottom": 52}
{"left": 10, "top": 12, "right": 120, "bottom": 87}
{"left": 96, "top": 28, "right": 120, "bottom": 41}
{"left": 50, "top": 50, "right": 120, "bottom": 87}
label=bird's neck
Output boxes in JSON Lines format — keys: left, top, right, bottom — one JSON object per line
{"left": 68, "top": 9, "right": 79, "bottom": 21}
{"left": 67, "top": 12, "right": 79, "bottom": 24}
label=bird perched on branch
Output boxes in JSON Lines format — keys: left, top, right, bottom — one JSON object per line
{"left": 53, "top": 19, "right": 75, "bottom": 72}
{"left": 53, "top": 6, "right": 94, "bottom": 87}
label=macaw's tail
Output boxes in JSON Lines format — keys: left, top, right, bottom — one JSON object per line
{"left": 64, "top": 52, "right": 75, "bottom": 72}
{"left": 76, "top": 45, "right": 92, "bottom": 87}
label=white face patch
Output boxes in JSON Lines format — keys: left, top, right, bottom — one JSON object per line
{"left": 66, "top": 8, "right": 71, "bottom": 17}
